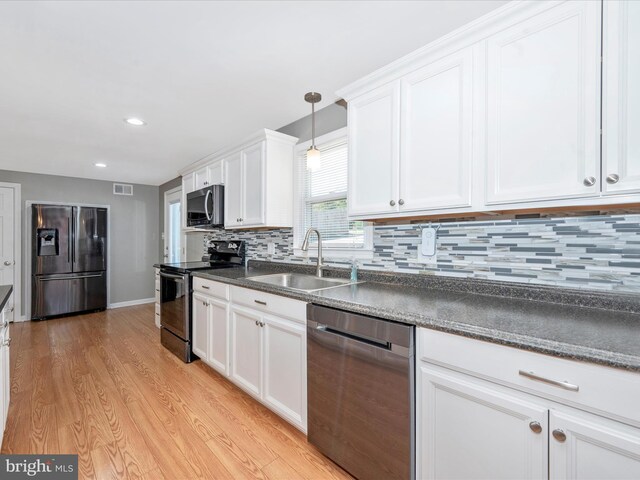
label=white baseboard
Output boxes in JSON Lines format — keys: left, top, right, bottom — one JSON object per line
{"left": 109, "top": 298, "right": 155, "bottom": 309}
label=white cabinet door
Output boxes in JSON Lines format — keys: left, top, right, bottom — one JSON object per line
{"left": 224, "top": 152, "right": 243, "bottom": 228}
{"left": 400, "top": 47, "right": 473, "bottom": 212}
{"left": 2, "top": 325, "right": 9, "bottom": 424}
{"left": 485, "top": 1, "right": 601, "bottom": 204}
{"left": 418, "top": 365, "right": 548, "bottom": 480}
{"left": 182, "top": 172, "right": 196, "bottom": 195}
{"left": 242, "top": 142, "right": 265, "bottom": 226}
{"left": 194, "top": 166, "right": 209, "bottom": 190}
{"left": 191, "top": 292, "right": 209, "bottom": 361}
{"left": 262, "top": 315, "right": 306, "bottom": 430}
{"left": 603, "top": 0, "right": 640, "bottom": 195}
{"left": 208, "top": 297, "right": 229, "bottom": 376}
{"left": 348, "top": 82, "right": 400, "bottom": 217}
{"left": 549, "top": 408, "right": 640, "bottom": 480}
{"left": 207, "top": 161, "right": 224, "bottom": 186}
{"left": 230, "top": 306, "right": 262, "bottom": 397}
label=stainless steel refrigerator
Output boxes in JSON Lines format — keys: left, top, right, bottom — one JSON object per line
{"left": 32, "top": 204, "right": 107, "bottom": 319}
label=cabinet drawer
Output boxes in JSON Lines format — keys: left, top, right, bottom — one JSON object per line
{"left": 193, "top": 277, "right": 229, "bottom": 300}
{"left": 231, "top": 286, "right": 306, "bottom": 324}
{"left": 419, "top": 328, "right": 640, "bottom": 427}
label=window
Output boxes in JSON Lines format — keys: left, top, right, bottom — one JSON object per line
{"left": 294, "top": 128, "right": 372, "bottom": 257}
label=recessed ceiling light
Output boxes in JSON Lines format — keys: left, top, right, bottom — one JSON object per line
{"left": 95, "top": 163, "right": 107, "bottom": 168}
{"left": 124, "top": 117, "right": 146, "bottom": 126}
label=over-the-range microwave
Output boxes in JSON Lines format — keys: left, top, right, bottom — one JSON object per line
{"left": 186, "top": 185, "right": 224, "bottom": 228}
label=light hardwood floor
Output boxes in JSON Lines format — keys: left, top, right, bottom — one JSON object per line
{"left": 1, "top": 304, "right": 352, "bottom": 480}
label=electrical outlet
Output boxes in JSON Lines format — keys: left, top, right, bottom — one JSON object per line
{"left": 267, "top": 242, "right": 275, "bottom": 255}
{"left": 417, "top": 227, "right": 438, "bottom": 264}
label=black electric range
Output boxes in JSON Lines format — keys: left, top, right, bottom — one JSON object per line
{"left": 154, "top": 241, "right": 244, "bottom": 362}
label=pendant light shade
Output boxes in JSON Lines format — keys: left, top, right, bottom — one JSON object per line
{"left": 305, "top": 92, "right": 322, "bottom": 171}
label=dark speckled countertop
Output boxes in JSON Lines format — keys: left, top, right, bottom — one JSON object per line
{"left": 192, "top": 263, "right": 640, "bottom": 372}
{"left": 0, "top": 285, "right": 12, "bottom": 313}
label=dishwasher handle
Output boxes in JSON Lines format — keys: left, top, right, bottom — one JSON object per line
{"left": 309, "top": 320, "right": 411, "bottom": 358}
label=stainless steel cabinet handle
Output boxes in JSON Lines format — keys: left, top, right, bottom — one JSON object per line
{"left": 583, "top": 176, "right": 597, "bottom": 187}
{"left": 202, "top": 301, "right": 207, "bottom": 306}
{"left": 398, "top": 199, "right": 405, "bottom": 206}
{"left": 389, "top": 200, "right": 396, "bottom": 206}
{"left": 519, "top": 370, "right": 579, "bottom": 391}
{"left": 155, "top": 312, "right": 159, "bottom": 316}
{"left": 202, "top": 285, "right": 210, "bottom": 290}
{"left": 254, "top": 300, "right": 267, "bottom": 306}
{"left": 606, "top": 173, "right": 620, "bottom": 184}
{"left": 529, "top": 421, "right": 542, "bottom": 434}
{"left": 2, "top": 337, "right": 11, "bottom": 347}
{"left": 155, "top": 289, "right": 160, "bottom": 292}
{"left": 552, "top": 429, "right": 567, "bottom": 442}
{"left": 3, "top": 261, "right": 12, "bottom": 266}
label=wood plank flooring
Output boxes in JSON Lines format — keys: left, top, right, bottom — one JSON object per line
{"left": 1, "top": 304, "right": 352, "bottom": 480}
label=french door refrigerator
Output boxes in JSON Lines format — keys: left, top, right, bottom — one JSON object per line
{"left": 32, "top": 204, "right": 107, "bottom": 319}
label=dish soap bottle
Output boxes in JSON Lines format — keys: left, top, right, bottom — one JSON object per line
{"left": 350, "top": 258, "right": 358, "bottom": 282}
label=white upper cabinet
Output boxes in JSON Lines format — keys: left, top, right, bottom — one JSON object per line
{"left": 224, "top": 152, "right": 243, "bottom": 228}
{"left": 346, "top": 46, "right": 474, "bottom": 219}
{"left": 180, "top": 129, "right": 296, "bottom": 230}
{"left": 485, "top": 0, "right": 601, "bottom": 205}
{"left": 348, "top": 82, "right": 400, "bottom": 217}
{"left": 603, "top": 0, "right": 640, "bottom": 195}
{"left": 400, "top": 46, "right": 473, "bottom": 212}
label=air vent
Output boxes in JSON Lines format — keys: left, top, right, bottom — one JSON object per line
{"left": 113, "top": 183, "right": 133, "bottom": 196}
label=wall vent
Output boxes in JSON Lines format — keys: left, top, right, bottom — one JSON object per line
{"left": 113, "top": 183, "right": 134, "bottom": 196}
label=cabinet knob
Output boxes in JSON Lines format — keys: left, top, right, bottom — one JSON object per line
{"left": 583, "top": 176, "right": 597, "bottom": 187}
{"left": 2, "top": 337, "right": 10, "bottom": 347}
{"left": 389, "top": 200, "right": 396, "bottom": 206}
{"left": 606, "top": 173, "right": 620, "bottom": 184}
{"left": 552, "top": 429, "right": 567, "bottom": 442}
{"left": 255, "top": 320, "right": 259, "bottom": 326}
{"left": 529, "top": 421, "right": 542, "bottom": 434}
{"left": 398, "top": 199, "right": 405, "bottom": 206}
{"left": 3, "top": 261, "right": 12, "bottom": 266}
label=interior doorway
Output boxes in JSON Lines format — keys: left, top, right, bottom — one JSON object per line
{"left": 164, "top": 187, "right": 182, "bottom": 263}
{"left": 0, "top": 183, "right": 21, "bottom": 322}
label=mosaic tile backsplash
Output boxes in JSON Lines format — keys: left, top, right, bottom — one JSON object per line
{"left": 200, "top": 214, "right": 640, "bottom": 293}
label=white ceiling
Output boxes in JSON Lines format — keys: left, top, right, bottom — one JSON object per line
{"left": 0, "top": 0, "right": 507, "bottom": 186}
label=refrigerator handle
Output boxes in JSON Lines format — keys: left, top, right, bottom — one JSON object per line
{"left": 68, "top": 211, "right": 73, "bottom": 267}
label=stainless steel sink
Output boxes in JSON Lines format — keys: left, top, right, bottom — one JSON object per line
{"left": 247, "top": 273, "right": 359, "bottom": 293}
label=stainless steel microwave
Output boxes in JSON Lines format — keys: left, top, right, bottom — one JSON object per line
{"left": 186, "top": 185, "right": 224, "bottom": 227}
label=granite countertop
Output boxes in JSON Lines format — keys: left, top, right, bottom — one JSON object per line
{"left": 0, "top": 285, "right": 13, "bottom": 313}
{"left": 193, "top": 264, "right": 640, "bottom": 372}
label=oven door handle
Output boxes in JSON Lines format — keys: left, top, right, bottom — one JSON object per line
{"left": 160, "top": 272, "right": 185, "bottom": 281}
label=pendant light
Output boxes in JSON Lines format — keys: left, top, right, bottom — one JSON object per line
{"left": 305, "top": 92, "right": 322, "bottom": 171}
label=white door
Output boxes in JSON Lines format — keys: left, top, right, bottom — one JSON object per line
{"left": 224, "top": 153, "right": 243, "bottom": 228}
{"left": 230, "top": 306, "right": 263, "bottom": 397}
{"left": 348, "top": 82, "right": 400, "bottom": 217}
{"left": 0, "top": 187, "right": 15, "bottom": 322}
{"left": 603, "top": 0, "right": 640, "bottom": 195}
{"left": 208, "top": 297, "right": 229, "bottom": 376}
{"left": 262, "top": 315, "right": 306, "bottom": 430}
{"left": 549, "top": 408, "right": 640, "bottom": 480}
{"left": 207, "top": 161, "right": 224, "bottom": 186}
{"left": 191, "top": 292, "right": 210, "bottom": 361}
{"left": 163, "top": 188, "right": 182, "bottom": 263}
{"left": 485, "top": 1, "right": 601, "bottom": 205}
{"left": 242, "top": 142, "right": 265, "bottom": 226}
{"left": 400, "top": 47, "right": 473, "bottom": 212}
{"left": 418, "top": 365, "right": 548, "bottom": 480}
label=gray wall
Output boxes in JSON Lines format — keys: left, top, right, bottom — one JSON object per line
{"left": 158, "top": 176, "right": 182, "bottom": 261}
{"left": 277, "top": 102, "right": 347, "bottom": 143}
{"left": 0, "top": 169, "right": 159, "bottom": 316}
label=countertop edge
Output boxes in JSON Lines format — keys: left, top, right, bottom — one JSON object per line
{"left": 191, "top": 271, "right": 640, "bottom": 372}
{"left": 0, "top": 285, "right": 13, "bottom": 313}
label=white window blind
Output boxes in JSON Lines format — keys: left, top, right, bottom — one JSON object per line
{"left": 295, "top": 135, "right": 367, "bottom": 250}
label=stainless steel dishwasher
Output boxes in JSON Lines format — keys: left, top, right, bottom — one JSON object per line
{"left": 307, "top": 304, "right": 415, "bottom": 480}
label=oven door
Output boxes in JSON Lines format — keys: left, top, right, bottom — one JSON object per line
{"left": 159, "top": 270, "right": 190, "bottom": 340}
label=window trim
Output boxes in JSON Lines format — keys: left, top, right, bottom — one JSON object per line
{"left": 293, "top": 127, "right": 373, "bottom": 260}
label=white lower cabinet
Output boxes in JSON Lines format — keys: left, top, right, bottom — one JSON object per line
{"left": 418, "top": 365, "right": 548, "bottom": 480}
{"left": 417, "top": 328, "right": 640, "bottom": 480}
{"left": 0, "top": 305, "right": 10, "bottom": 445}
{"left": 192, "top": 280, "right": 307, "bottom": 432}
